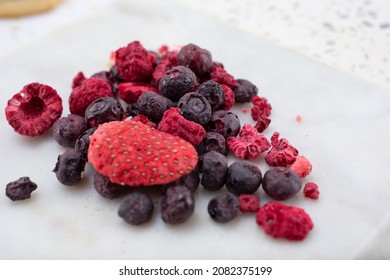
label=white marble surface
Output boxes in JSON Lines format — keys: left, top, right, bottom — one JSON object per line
{"left": 0, "top": 0, "right": 390, "bottom": 259}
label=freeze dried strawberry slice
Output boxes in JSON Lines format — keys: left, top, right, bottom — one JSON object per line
{"left": 5, "top": 83, "right": 63, "bottom": 136}
{"left": 88, "top": 120, "right": 198, "bottom": 187}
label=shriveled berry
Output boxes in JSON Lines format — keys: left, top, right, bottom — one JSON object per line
{"left": 196, "top": 132, "right": 227, "bottom": 156}
{"left": 239, "top": 194, "right": 260, "bottom": 213}
{"left": 152, "top": 51, "right": 178, "bottom": 85}
{"left": 177, "top": 43, "right": 212, "bottom": 76}
{"left": 6, "top": 177, "right": 37, "bottom": 201}
{"left": 125, "top": 102, "right": 139, "bottom": 117}
{"left": 137, "top": 91, "right": 174, "bottom": 122}
{"left": 265, "top": 132, "right": 299, "bottom": 167}
{"left": 178, "top": 92, "right": 212, "bottom": 125}
{"left": 205, "top": 110, "right": 241, "bottom": 139}
{"left": 161, "top": 185, "right": 195, "bottom": 224}
{"left": 118, "top": 82, "right": 159, "bottom": 104}
{"left": 197, "top": 80, "right": 224, "bottom": 111}
{"left": 5, "top": 83, "right": 63, "bottom": 136}
{"left": 93, "top": 172, "right": 128, "bottom": 199}
{"left": 162, "top": 166, "right": 200, "bottom": 193}
{"left": 290, "top": 155, "right": 312, "bottom": 178}
{"left": 251, "top": 96, "right": 272, "bottom": 118}
{"left": 53, "top": 114, "right": 88, "bottom": 148}
{"left": 158, "top": 66, "right": 197, "bottom": 101}
{"left": 75, "top": 127, "right": 97, "bottom": 160}
{"left": 303, "top": 182, "right": 320, "bottom": 200}
{"left": 85, "top": 97, "right": 124, "bottom": 127}
{"left": 233, "top": 79, "right": 258, "bottom": 103}
{"left": 53, "top": 150, "right": 86, "bottom": 186}
{"left": 256, "top": 201, "right": 313, "bottom": 241}
{"left": 254, "top": 115, "right": 271, "bottom": 133}
{"left": 226, "top": 161, "right": 262, "bottom": 195}
{"left": 208, "top": 192, "right": 239, "bottom": 223}
{"left": 131, "top": 115, "right": 157, "bottom": 129}
{"left": 118, "top": 192, "right": 154, "bottom": 225}
{"left": 210, "top": 64, "right": 237, "bottom": 89}
{"left": 262, "top": 167, "right": 302, "bottom": 201}
{"left": 201, "top": 151, "right": 228, "bottom": 191}
{"left": 91, "top": 70, "right": 116, "bottom": 88}
{"left": 221, "top": 84, "right": 235, "bottom": 110}
{"left": 72, "top": 71, "right": 86, "bottom": 89}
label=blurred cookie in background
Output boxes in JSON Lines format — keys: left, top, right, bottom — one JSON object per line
{"left": 0, "top": 0, "right": 62, "bottom": 18}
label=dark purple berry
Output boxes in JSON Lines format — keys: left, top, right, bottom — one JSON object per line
{"left": 53, "top": 114, "right": 88, "bottom": 148}
{"left": 74, "top": 127, "right": 97, "bottom": 160}
{"left": 85, "top": 96, "right": 124, "bottom": 127}
{"left": 93, "top": 172, "right": 128, "bottom": 199}
{"left": 208, "top": 192, "right": 239, "bottom": 223}
{"left": 118, "top": 192, "right": 154, "bottom": 225}
{"left": 137, "top": 91, "right": 173, "bottom": 122}
{"left": 53, "top": 150, "right": 86, "bottom": 186}
{"left": 91, "top": 70, "right": 116, "bottom": 87}
{"left": 6, "top": 177, "right": 37, "bottom": 201}
{"left": 201, "top": 151, "right": 228, "bottom": 191}
{"left": 233, "top": 79, "right": 258, "bottom": 103}
{"left": 177, "top": 92, "right": 212, "bottom": 125}
{"left": 177, "top": 43, "right": 213, "bottom": 76}
{"left": 226, "top": 161, "right": 262, "bottom": 195}
{"left": 158, "top": 66, "right": 197, "bottom": 101}
{"left": 262, "top": 167, "right": 302, "bottom": 201}
{"left": 206, "top": 110, "right": 241, "bottom": 139}
{"left": 196, "top": 132, "right": 227, "bottom": 156}
{"left": 162, "top": 166, "right": 200, "bottom": 193}
{"left": 161, "top": 185, "right": 195, "bottom": 224}
{"left": 126, "top": 102, "right": 139, "bottom": 117}
{"left": 197, "top": 80, "right": 224, "bottom": 110}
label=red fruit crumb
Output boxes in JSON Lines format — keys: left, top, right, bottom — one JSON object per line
{"left": 69, "top": 78, "right": 113, "bottom": 116}
{"left": 72, "top": 71, "right": 86, "bottom": 89}
{"left": 221, "top": 84, "right": 235, "bottom": 110}
{"left": 131, "top": 114, "right": 157, "bottom": 129}
{"left": 118, "top": 82, "right": 159, "bottom": 104}
{"left": 254, "top": 115, "right": 271, "bottom": 133}
{"left": 158, "top": 107, "right": 206, "bottom": 146}
{"left": 5, "top": 82, "right": 63, "bottom": 136}
{"left": 210, "top": 64, "right": 237, "bottom": 89}
{"left": 296, "top": 114, "right": 303, "bottom": 122}
{"left": 226, "top": 124, "right": 271, "bottom": 160}
{"left": 242, "top": 107, "right": 249, "bottom": 113}
{"left": 290, "top": 155, "right": 312, "bottom": 178}
{"left": 88, "top": 120, "right": 198, "bottom": 187}
{"left": 239, "top": 194, "right": 260, "bottom": 213}
{"left": 115, "top": 41, "right": 154, "bottom": 82}
{"left": 152, "top": 51, "right": 178, "bottom": 85}
{"left": 251, "top": 96, "right": 272, "bottom": 119}
{"left": 303, "top": 182, "right": 319, "bottom": 200}
{"left": 256, "top": 201, "right": 313, "bottom": 241}
{"left": 265, "top": 132, "right": 299, "bottom": 167}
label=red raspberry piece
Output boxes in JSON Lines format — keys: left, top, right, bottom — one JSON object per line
{"left": 256, "top": 201, "right": 314, "bottom": 241}
{"left": 88, "top": 120, "right": 198, "bottom": 187}
{"left": 158, "top": 108, "right": 206, "bottom": 146}
{"left": 303, "top": 182, "right": 320, "bottom": 200}
{"left": 115, "top": 41, "right": 154, "bottom": 82}
{"left": 221, "top": 84, "right": 235, "bottom": 110}
{"left": 226, "top": 124, "right": 270, "bottom": 160}
{"left": 210, "top": 64, "right": 237, "bottom": 89}
{"left": 251, "top": 96, "right": 272, "bottom": 118}
{"left": 131, "top": 114, "right": 157, "bottom": 129}
{"left": 152, "top": 51, "right": 178, "bottom": 85}
{"left": 254, "top": 115, "right": 271, "bottom": 133}
{"left": 69, "top": 78, "right": 113, "bottom": 116}
{"left": 265, "top": 132, "right": 299, "bottom": 167}
{"left": 5, "top": 83, "right": 63, "bottom": 136}
{"left": 118, "top": 82, "right": 159, "bottom": 104}
{"left": 239, "top": 194, "right": 260, "bottom": 213}
{"left": 290, "top": 155, "right": 312, "bottom": 178}
{"left": 72, "top": 71, "right": 86, "bottom": 89}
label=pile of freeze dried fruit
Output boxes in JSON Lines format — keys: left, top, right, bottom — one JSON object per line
{"left": 4, "top": 41, "right": 319, "bottom": 241}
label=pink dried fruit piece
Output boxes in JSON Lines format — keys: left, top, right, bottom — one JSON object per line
{"left": 303, "top": 182, "right": 320, "bottom": 200}
{"left": 289, "top": 155, "right": 312, "bottom": 178}
{"left": 5, "top": 82, "right": 63, "bottom": 136}
{"left": 265, "top": 132, "right": 299, "bottom": 167}
{"left": 239, "top": 194, "right": 260, "bottom": 213}
{"left": 118, "top": 82, "right": 159, "bottom": 104}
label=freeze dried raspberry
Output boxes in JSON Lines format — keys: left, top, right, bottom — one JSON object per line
{"left": 72, "top": 71, "right": 86, "bottom": 89}
{"left": 251, "top": 96, "right": 272, "bottom": 119}
{"left": 226, "top": 124, "right": 270, "bottom": 160}
{"left": 115, "top": 41, "right": 154, "bottom": 82}
{"left": 118, "top": 82, "right": 158, "bottom": 104}
{"left": 131, "top": 114, "right": 157, "bottom": 129}
{"left": 88, "top": 120, "right": 198, "bottom": 187}
{"left": 303, "top": 182, "right": 320, "bottom": 200}
{"left": 256, "top": 201, "right": 313, "bottom": 241}
{"left": 290, "top": 156, "right": 312, "bottom": 178}
{"left": 254, "top": 115, "right": 271, "bottom": 133}
{"left": 152, "top": 51, "right": 178, "bottom": 85}
{"left": 265, "top": 132, "right": 299, "bottom": 167}
{"left": 221, "top": 85, "right": 235, "bottom": 111}
{"left": 210, "top": 65, "right": 237, "bottom": 89}
{"left": 158, "top": 108, "right": 206, "bottom": 146}
{"left": 5, "top": 83, "right": 63, "bottom": 136}
{"left": 69, "top": 78, "right": 113, "bottom": 116}
{"left": 239, "top": 194, "right": 260, "bottom": 213}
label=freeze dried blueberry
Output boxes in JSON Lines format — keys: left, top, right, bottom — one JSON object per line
{"left": 74, "top": 127, "right": 97, "bottom": 160}
{"left": 53, "top": 150, "right": 86, "bottom": 186}
{"left": 205, "top": 110, "right": 241, "bottom": 139}
{"left": 6, "top": 177, "right": 37, "bottom": 201}
{"left": 158, "top": 66, "right": 197, "bottom": 101}
{"left": 118, "top": 192, "right": 154, "bottom": 225}
{"left": 233, "top": 79, "right": 258, "bottom": 103}
{"left": 125, "top": 103, "right": 139, "bottom": 117}
{"left": 161, "top": 185, "right": 195, "bottom": 224}
{"left": 162, "top": 166, "right": 200, "bottom": 193}
{"left": 177, "top": 43, "right": 213, "bottom": 76}
{"left": 201, "top": 151, "right": 228, "bottom": 191}
{"left": 85, "top": 97, "right": 124, "bottom": 127}
{"left": 208, "top": 192, "right": 239, "bottom": 223}
{"left": 197, "top": 132, "right": 227, "bottom": 156}
{"left": 226, "top": 161, "right": 262, "bottom": 195}
{"left": 53, "top": 114, "right": 88, "bottom": 148}
{"left": 91, "top": 70, "right": 116, "bottom": 88}
{"left": 262, "top": 167, "right": 302, "bottom": 201}
{"left": 197, "top": 80, "right": 224, "bottom": 111}
{"left": 93, "top": 172, "right": 128, "bottom": 199}
{"left": 137, "top": 91, "right": 173, "bottom": 122}
{"left": 178, "top": 92, "right": 212, "bottom": 125}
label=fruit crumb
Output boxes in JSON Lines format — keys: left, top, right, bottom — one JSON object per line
{"left": 303, "top": 182, "right": 320, "bottom": 200}
{"left": 296, "top": 114, "right": 303, "bottom": 122}
{"left": 290, "top": 155, "right": 312, "bottom": 178}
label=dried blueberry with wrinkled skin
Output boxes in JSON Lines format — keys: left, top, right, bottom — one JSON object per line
{"left": 6, "top": 177, "right": 37, "bottom": 201}
{"left": 197, "top": 80, "right": 224, "bottom": 111}
{"left": 196, "top": 132, "right": 227, "bottom": 156}
{"left": 162, "top": 166, "right": 200, "bottom": 193}
{"left": 118, "top": 192, "right": 154, "bottom": 225}
{"left": 178, "top": 92, "right": 212, "bottom": 125}
{"left": 226, "top": 161, "right": 262, "bottom": 195}
{"left": 75, "top": 127, "right": 97, "bottom": 160}
{"left": 85, "top": 97, "right": 124, "bottom": 127}
{"left": 233, "top": 79, "right": 258, "bottom": 103}
{"left": 208, "top": 192, "right": 239, "bottom": 223}
{"left": 126, "top": 102, "right": 139, "bottom": 117}
{"left": 91, "top": 70, "right": 116, "bottom": 87}
{"left": 158, "top": 66, "right": 197, "bottom": 102}
{"left": 53, "top": 150, "right": 86, "bottom": 186}
{"left": 93, "top": 172, "right": 128, "bottom": 199}
{"left": 53, "top": 114, "right": 88, "bottom": 148}
{"left": 177, "top": 43, "right": 213, "bottom": 76}
{"left": 137, "top": 91, "right": 174, "bottom": 122}
{"left": 205, "top": 110, "right": 241, "bottom": 139}
{"left": 161, "top": 185, "right": 195, "bottom": 224}
{"left": 262, "top": 167, "right": 302, "bottom": 201}
{"left": 201, "top": 151, "right": 228, "bottom": 191}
